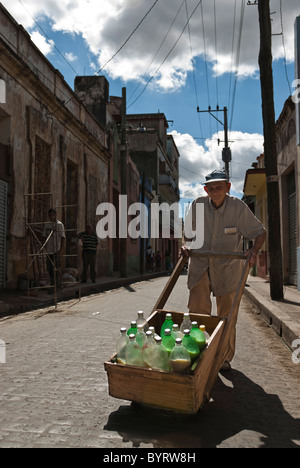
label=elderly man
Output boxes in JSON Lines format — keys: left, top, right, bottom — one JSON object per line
{"left": 181, "top": 169, "right": 266, "bottom": 370}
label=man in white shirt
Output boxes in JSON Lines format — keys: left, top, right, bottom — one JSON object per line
{"left": 181, "top": 169, "right": 266, "bottom": 370}
{"left": 43, "top": 208, "right": 65, "bottom": 288}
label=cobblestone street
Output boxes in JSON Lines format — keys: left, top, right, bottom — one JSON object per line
{"left": 0, "top": 275, "right": 299, "bottom": 448}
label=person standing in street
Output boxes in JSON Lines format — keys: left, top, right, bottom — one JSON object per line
{"left": 78, "top": 224, "right": 98, "bottom": 283}
{"left": 181, "top": 169, "right": 266, "bottom": 370}
{"left": 43, "top": 208, "right": 65, "bottom": 291}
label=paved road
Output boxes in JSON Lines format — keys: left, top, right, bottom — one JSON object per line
{"left": 0, "top": 275, "right": 299, "bottom": 448}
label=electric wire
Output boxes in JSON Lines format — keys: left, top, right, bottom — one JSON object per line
{"left": 200, "top": 1, "right": 212, "bottom": 137}
{"left": 184, "top": 0, "right": 204, "bottom": 143}
{"left": 127, "top": 0, "right": 203, "bottom": 110}
{"left": 228, "top": 0, "right": 237, "bottom": 111}
{"left": 127, "top": 0, "right": 186, "bottom": 108}
{"left": 229, "top": 0, "right": 246, "bottom": 133}
{"left": 279, "top": 0, "right": 292, "bottom": 96}
{"left": 18, "top": 0, "right": 79, "bottom": 76}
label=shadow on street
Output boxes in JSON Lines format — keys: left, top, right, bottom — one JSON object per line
{"left": 104, "top": 368, "right": 300, "bottom": 448}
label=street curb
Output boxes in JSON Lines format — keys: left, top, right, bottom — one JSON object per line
{"left": 244, "top": 286, "right": 300, "bottom": 352}
{"left": 0, "top": 271, "right": 168, "bottom": 319}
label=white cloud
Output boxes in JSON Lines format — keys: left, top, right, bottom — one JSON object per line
{"left": 1, "top": 0, "right": 298, "bottom": 91}
{"left": 30, "top": 30, "right": 54, "bottom": 56}
{"left": 65, "top": 52, "right": 77, "bottom": 62}
{"left": 171, "top": 129, "right": 264, "bottom": 200}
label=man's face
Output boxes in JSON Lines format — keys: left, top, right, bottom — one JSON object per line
{"left": 204, "top": 181, "right": 231, "bottom": 207}
{"left": 49, "top": 211, "right": 56, "bottom": 222}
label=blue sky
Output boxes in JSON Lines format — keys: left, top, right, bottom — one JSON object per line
{"left": 2, "top": 0, "right": 298, "bottom": 204}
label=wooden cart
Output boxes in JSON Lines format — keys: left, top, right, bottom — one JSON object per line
{"left": 104, "top": 252, "right": 250, "bottom": 414}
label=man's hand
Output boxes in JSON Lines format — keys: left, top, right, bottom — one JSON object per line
{"left": 245, "top": 248, "right": 258, "bottom": 267}
{"left": 179, "top": 245, "right": 191, "bottom": 259}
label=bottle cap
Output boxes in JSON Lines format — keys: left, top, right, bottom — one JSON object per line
{"left": 137, "top": 310, "right": 144, "bottom": 317}
{"left": 183, "top": 329, "right": 190, "bottom": 335}
{"left": 154, "top": 336, "right": 162, "bottom": 344}
{"left": 191, "top": 321, "right": 198, "bottom": 327}
{"left": 129, "top": 334, "right": 136, "bottom": 340}
{"left": 120, "top": 327, "right": 127, "bottom": 333}
{"left": 172, "top": 324, "right": 179, "bottom": 329}
{"left": 164, "top": 329, "right": 171, "bottom": 335}
{"left": 146, "top": 330, "right": 153, "bottom": 337}
{"left": 175, "top": 338, "right": 182, "bottom": 344}
{"left": 131, "top": 321, "right": 137, "bottom": 326}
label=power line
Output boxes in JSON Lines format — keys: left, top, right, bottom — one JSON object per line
{"left": 229, "top": 0, "right": 246, "bottom": 132}
{"left": 127, "top": 0, "right": 186, "bottom": 108}
{"left": 18, "top": 0, "right": 79, "bottom": 76}
{"left": 95, "top": 0, "right": 160, "bottom": 77}
{"left": 200, "top": 2, "right": 212, "bottom": 136}
{"left": 279, "top": 0, "right": 292, "bottom": 96}
{"left": 184, "top": 0, "right": 204, "bottom": 143}
{"left": 127, "top": 0, "right": 203, "bottom": 109}
{"left": 51, "top": 0, "right": 160, "bottom": 116}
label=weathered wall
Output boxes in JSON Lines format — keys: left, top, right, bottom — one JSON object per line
{"left": 0, "top": 4, "right": 110, "bottom": 288}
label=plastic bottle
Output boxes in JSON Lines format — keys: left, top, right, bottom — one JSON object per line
{"left": 169, "top": 338, "right": 191, "bottom": 373}
{"left": 182, "top": 329, "right": 200, "bottom": 361}
{"left": 127, "top": 320, "right": 138, "bottom": 336}
{"left": 162, "top": 328, "right": 175, "bottom": 355}
{"left": 151, "top": 336, "right": 170, "bottom": 371}
{"left": 142, "top": 330, "right": 156, "bottom": 368}
{"left": 180, "top": 312, "right": 192, "bottom": 333}
{"left": 116, "top": 327, "right": 129, "bottom": 365}
{"left": 136, "top": 324, "right": 147, "bottom": 349}
{"left": 160, "top": 313, "right": 174, "bottom": 337}
{"left": 171, "top": 323, "right": 183, "bottom": 340}
{"left": 190, "top": 321, "right": 206, "bottom": 350}
{"left": 125, "top": 334, "right": 144, "bottom": 367}
{"left": 148, "top": 326, "right": 160, "bottom": 340}
{"left": 136, "top": 310, "right": 149, "bottom": 331}
{"left": 200, "top": 325, "right": 210, "bottom": 342}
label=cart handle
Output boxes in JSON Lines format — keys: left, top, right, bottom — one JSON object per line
{"left": 151, "top": 251, "right": 247, "bottom": 313}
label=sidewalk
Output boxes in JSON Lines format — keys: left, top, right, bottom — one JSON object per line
{"left": 0, "top": 270, "right": 166, "bottom": 319}
{"left": 244, "top": 275, "right": 300, "bottom": 352}
{"left": 1, "top": 271, "right": 299, "bottom": 353}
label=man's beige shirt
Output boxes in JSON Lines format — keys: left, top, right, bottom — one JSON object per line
{"left": 186, "top": 194, "right": 266, "bottom": 296}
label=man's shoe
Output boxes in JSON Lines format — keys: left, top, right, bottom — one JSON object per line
{"left": 221, "top": 361, "right": 231, "bottom": 371}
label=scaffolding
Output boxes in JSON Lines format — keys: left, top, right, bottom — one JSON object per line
{"left": 24, "top": 192, "right": 81, "bottom": 309}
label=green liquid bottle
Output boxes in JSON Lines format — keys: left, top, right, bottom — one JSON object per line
{"left": 169, "top": 338, "right": 191, "bottom": 373}
{"left": 190, "top": 321, "right": 206, "bottom": 350}
{"left": 125, "top": 334, "right": 144, "bottom": 367}
{"left": 160, "top": 313, "right": 174, "bottom": 337}
{"left": 162, "top": 328, "right": 175, "bottom": 355}
{"left": 127, "top": 320, "right": 137, "bottom": 336}
{"left": 182, "top": 329, "right": 200, "bottom": 361}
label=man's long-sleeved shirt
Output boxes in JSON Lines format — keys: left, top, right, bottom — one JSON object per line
{"left": 186, "top": 194, "right": 266, "bottom": 296}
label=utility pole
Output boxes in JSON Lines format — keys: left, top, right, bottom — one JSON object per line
{"left": 197, "top": 106, "right": 232, "bottom": 178}
{"left": 120, "top": 87, "right": 127, "bottom": 277}
{"left": 258, "top": 0, "right": 283, "bottom": 299}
